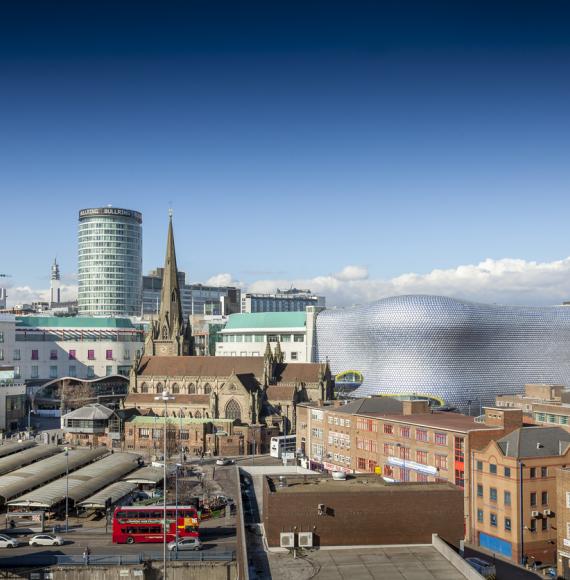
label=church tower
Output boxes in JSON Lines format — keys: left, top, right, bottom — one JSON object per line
{"left": 144, "top": 212, "right": 192, "bottom": 356}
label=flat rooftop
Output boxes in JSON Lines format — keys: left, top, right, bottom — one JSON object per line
{"left": 360, "top": 411, "right": 495, "bottom": 431}
{"left": 268, "top": 474, "right": 458, "bottom": 494}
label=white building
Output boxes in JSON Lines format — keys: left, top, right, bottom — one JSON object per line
{"left": 216, "top": 311, "right": 315, "bottom": 362}
{"left": 241, "top": 289, "right": 325, "bottom": 313}
{"left": 78, "top": 207, "right": 143, "bottom": 317}
{"left": 12, "top": 316, "right": 144, "bottom": 382}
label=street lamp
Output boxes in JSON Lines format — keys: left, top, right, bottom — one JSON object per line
{"left": 175, "top": 463, "right": 182, "bottom": 545}
{"left": 64, "top": 447, "right": 70, "bottom": 532}
{"left": 155, "top": 391, "right": 175, "bottom": 580}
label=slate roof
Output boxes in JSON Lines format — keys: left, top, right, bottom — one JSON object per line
{"left": 137, "top": 355, "right": 265, "bottom": 377}
{"left": 497, "top": 426, "right": 570, "bottom": 458}
{"left": 266, "top": 386, "right": 297, "bottom": 401}
{"left": 336, "top": 397, "right": 404, "bottom": 415}
{"left": 274, "top": 363, "right": 323, "bottom": 384}
{"left": 63, "top": 403, "right": 114, "bottom": 421}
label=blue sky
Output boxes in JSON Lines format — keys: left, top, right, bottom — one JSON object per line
{"left": 1, "top": 1, "right": 570, "bottom": 306}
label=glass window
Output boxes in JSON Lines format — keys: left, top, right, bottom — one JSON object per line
{"left": 476, "top": 460, "right": 483, "bottom": 471}
{"left": 542, "top": 491, "right": 548, "bottom": 505}
{"left": 280, "top": 334, "right": 291, "bottom": 342}
{"left": 504, "top": 467, "right": 511, "bottom": 478}
{"left": 505, "top": 517, "right": 511, "bottom": 531}
{"left": 50, "top": 350, "right": 58, "bottom": 360}
{"left": 400, "top": 426, "right": 410, "bottom": 438}
{"left": 87, "top": 366, "right": 95, "bottom": 378}
{"left": 294, "top": 334, "right": 304, "bottom": 342}
{"left": 49, "top": 365, "right": 58, "bottom": 379}
{"left": 489, "top": 464, "right": 497, "bottom": 474}
{"left": 542, "top": 518, "right": 548, "bottom": 531}
{"left": 0, "top": 331, "right": 3, "bottom": 342}
{"left": 416, "top": 429, "right": 428, "bottom": 442}
{"left": 268, "top": 334, "right": 278, "bottom": 342}
{"left": 530, "top": 519, "right": 537, "bottom": 532}
{"left": 31, "top": 365, "right": 39, "bottom": 379}
{"left": 435, "top": 432, "right": 447, "bottom": 445}
{"left": 106, "top": 365, "right": 113, "bottom": 376}
{"left": 384, "top": 424, "right": 393, "bottom": 435}
{"left": 106, "top": 349, "right": 113, "bottom": 360}
{"left": 530, "top": 492, "right": 537, "bottom": 506}
{"left": 244, "top": 335, "right": 252, "bottom": 342}
{"left": 490, "top": 513, "right": 497, "bottom": 527}
{"left": 504, "top": 490, "right": 511, "bottom": 506}
{"left": 477, "top": 509, "right": 484, "bottom": 523}
{"left": 541, "top": 467, "right": 548, "bottom": 477}
{"left": 530, "top": 467, "right": 536, "bottom": 479}
{"left": 69, "top": 365, "right": 77, "bottom": 377}
{"left": 13, "top": 349, "right": 20, "bottom": 360}
{"left": 31, "top": 350, "right": 39, "bottom": 360}
{"left": 477, "top": 484, "right": 483, "bottom": 497}
{"left": 0, "top": 348, "right": 3, "bottom": 360}
{"left": 88, "top": 350, "right": 95, "bottom": 360}
{"left": 69, "top": 349, "right": 76, "bottom": 360}
{"left": 490, "top": 487, "right": 497, "bottom": 501}
{"left": 291, "top": 352, "right": 298, "bottom": 360}
{"left": 254, "top": 334, "right": 264, "bottom": 342}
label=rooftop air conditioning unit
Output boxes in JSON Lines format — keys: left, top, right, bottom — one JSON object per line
{"left": 298, "top": 532, "right": 313, "bottom": 548}
{"left": 280, "top": 533, "right": 295, "bottom": 548}
{"left": 544, "top": 509, "right": 553, "bottom": 516}
{"left": 531, "top": 511, "right": 540, "bottom": 517}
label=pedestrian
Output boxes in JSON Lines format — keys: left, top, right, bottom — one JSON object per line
{"left": 83, "top": 546, "right": 90, "bottom": 565}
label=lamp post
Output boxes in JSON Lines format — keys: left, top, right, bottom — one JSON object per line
{"left": 175, "top": 463, "right": 182, "bottom": 545}
{"left": 64, "top": 447, "right": 70, "bottom": 532}
{"left": 154, "top": 391, "right": 175, "bottom": 580}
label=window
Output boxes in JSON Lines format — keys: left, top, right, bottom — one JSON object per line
{"left": 88, "top": 350, "right": 95, "bottom": 360}
{"left": 542, "top": 518, "right": 548, "bottom": 531}
{"left": 542, "top": 491, "right": 548, "bottom": 505}
{"left": 87, "top": 366, "right": 95, "bottom": 378}
{"left": 505, "top": 517, "right": 512, "bottom": 531}
{"left": 490, "top": 513, "right": 497, "bottom": 527}
{"left": 356, "top": 418, "right": 377, "bottom": 432}
{"left": 416, "top": 473, "right": 429, "bottom": 483}
{"left": 0, "top": 348, "right": 3, "bottom": 360}
{"left": 435, "top": 454, "right": 448, "bottom": 471}
{"left": 105, "top": 365, "right": 113, "bottom": 376}
{"left": 530, "top": 519, "right": 536, "bottom": 532}
{"left": 435, "top": 432, "right": 447, "bottom": 445}
{"left": 31, "top": 365, "right": 39, "bottom": 379}
{"left": 225, "top": 399, "right": 242, "bottom": 421}
{"left": 400, "top": 467, "right": 410, "bottom": 482}
{"left": 400, "top": 426, "right": 410, "bottom": 438}
{"left": 291, "top": 352, "right": 298, "bottom": 361}
{"left": 69, "top": 349, "right": 76, "bottom": 360}
{"left": 504, "top": 467, "right": 511, "bottom": 478}
{"left": 541, "top": 467, "right": 548, "bottom": 478}
{"left": 416, "top": 428, "right": 428, "bottom": 442}
{"left": 13, "top": 366, "right": 20, "bottom": 379}
{"left": 31, "top": 350, "right": 39, "bottom": 360}
{"left": 454, "top": 437, "right": 464, "bottom": 462}
{"left": 530, "top": 492, "right": 537, "bottom": 507}
{"left": 489, "top": 464, "right": 497, "bottom": 475}
{"left": 357, "top": 457, "right": 366, "bottom": 470}
{"left": 476, "top": 460, "right": 483, "bottom": 471}
{"left": 416, "top": 450, "right": 428, "bottom": 465}
{"left": 384, "top": 443, "right": 395, "bottom": 456}
{"left": 384, "top": 424, "right": 393, "bottom": 435}
{"left": 0, "top": 331, "right": 3, "bottom": 342}
{"left": 566, "top": 491, "right": 570, "bottom": 509}
{"left": 268, "top": 334, "right": 278, "bottom": 342}
{"left": 254, "top": 334, "right": 264, "bottom": 342}
{"left": 490, "top": 487, "right": 497, "bottom": 502}
{"left": 530, "top": 467, "right": 536, "bottom": 479}
{"left": 106, "top": 349, "right": 113, "bottom": 360}
{"left": 477, "top": 509, "right": 484, "bottom": 523}
{"left": 69, "top": 365, "right": 76, "bottom": 377}
{"left": 280, "top": 334, "right": 291, "bottom": 342}
{"left": 455, "top": 469, "right": 465, "bottom": 488}
{"left": 123, "top": 349, "right": 130, "bottom": 359}
{"left": 50, "top": 350, "right": 57, "bottom": 360}
{"left": 504, "top": 490, "right": 511, "bottom": 506}
{"left": 13, "top": 349, "right": 20, "bottom": 360}
{"left": 244, "top": 335, "right": 253, "bottom": 342}
{"left": 294, "top": 334, "right": 304, "bottom": 342}
{"left": 49, "top": 365, "right": 58, "bottom": 379}
{"left": 477, "top": 484, "right": 483, "bottom": 497}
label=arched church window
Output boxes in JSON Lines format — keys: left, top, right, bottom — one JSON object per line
{"left": 156, "top": 383, "right": 163, "bottom": 394}
{"left": 141, "top": 383, "right": 149, "bottom": 394}
{"left": 195, "top": 410, "right": 202, "bottom": 419}
{"left": 172, "top": 290, "right": 176, "bottom": 302}
{"left": 162, "top": 325, "right": 168, "bottom": 339}
{"left": 204, "top": 383, "right": 212, "bottom": 394}
{"left": 187, "top": 411, "right": 193, "bottom": 418}
{"left": 188, "top": 383, "right": 196, "bottom": 394}
{"left": 172, "top": 383, "right": 180, "bottom": 394}
{"left": 225, "top": 399, "right": 242, "bottom": 421}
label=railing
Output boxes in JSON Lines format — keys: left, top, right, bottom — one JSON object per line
{"left": 473, "top": 415, "right": 486, "bottom": 423}
{"left": 0, "top": 550, "right": 236, "bottom": 568}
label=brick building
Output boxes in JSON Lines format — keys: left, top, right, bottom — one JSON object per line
{"left": 263, "top": 474, "right": 464, "bottom": 547}
{"left": 556, "top": 467, "right": 570, "bottom": 579}
{"left": 297, "top": 397, "right": 523, "bottom": 541}
{"left": 472, "top": 426, "right": 570, "bottom": 565}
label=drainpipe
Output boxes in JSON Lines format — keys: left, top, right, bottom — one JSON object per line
{"left": 519, "top": 461, "right": 525, "bottom": 566}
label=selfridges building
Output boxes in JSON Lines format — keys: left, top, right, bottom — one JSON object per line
{"left": 315, "top": 295, "right": 570, "bottom": 410}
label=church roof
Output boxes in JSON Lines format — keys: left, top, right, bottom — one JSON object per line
{"left": 137, "top": 355, "right": 265, "bottom": 377}
{"left": 223, "top": 312, "right": 306, "bottom": 331}
{"left": 125, "top": 394, "right": 211, "bottom": 405}
{"left": 274, "top": 363, "right": 323, "bottom": 384}
{"left": 266, "top": 386, "right": 297, "bottom": 401}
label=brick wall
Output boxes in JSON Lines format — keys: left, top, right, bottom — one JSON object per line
{"left": 263, "top": 477, "right": 464, "bottom": 547}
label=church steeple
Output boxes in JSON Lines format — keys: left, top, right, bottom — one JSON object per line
{"left": 144, "top": 212, "right": 191, "bottom": 357}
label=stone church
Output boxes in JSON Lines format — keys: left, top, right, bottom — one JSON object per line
{"left": 125, "top": 215, "right": 333, "bottom": 432}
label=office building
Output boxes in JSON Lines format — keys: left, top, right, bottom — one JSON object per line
{"left": 78, "top": 207, "right": 142, "bottom": 317}
{"left": 0, "top": 289, "right": 7, "bottom": 310}
{"left": 315, "top": 294, "right": 570, "bottom": 411}
{"left": 472, "top": 426, "right": 570, "bottom": 565}
{"left": 556, "top": 467, "right": 570, "bottom": 578}
{"left": 241, "top": 289, "right": 325, "bottom": 313}
{"left": 0, "top": 365, "right": 27, "bottom": 433}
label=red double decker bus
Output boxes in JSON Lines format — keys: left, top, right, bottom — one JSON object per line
{"left": 112, "top": 506, "right": 199, "bottom": 544}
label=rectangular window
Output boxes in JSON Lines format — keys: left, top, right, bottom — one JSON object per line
{"left": 106, "top": 365, "right": 113, "bottom": 376}
{"left": 416, "top": 450, "right": 428, "bottom": 465}
{"left": 416, "top": 472, "right": 429, "bottom": 483}
{"left": 49, "top": 365, "right": 58, "bottom": 379}
{"left": 400, "top": 426, "right": 410, "bottom": 438}
{"left": 123, "top": 349, "right": 130, "bottom": 359}
{"left": 31, "top": 350, "right": 39, "bottom": 360}
{"left": 435, "top": 432, "right": 447, "bottom": 445}
{"left": 294, "top": 334, "right": 304, "bottom": 342}
{"left": 50, "top": 350, "right": 58, "bottom": 360}
{"left": 384, "top": 424, "right": 393, "bottom": 435}
{"left": 435, "top": 454, "right": 448, "bottom": 471}
{"left": 88, "top": 350, "right": 95, "bottom": 360}
{"left": 0, "top": 331, "right": 3, "bottom": 342}
{"left": 280, "top": 334, "right": 291, "bottom": 342}
{"left": 87, "top": 366, "right": 95, "bottom": 378}
{"left": 13, "top": 349, "right": 20, "bottom": 360}
{"left": 31, "top": 365, "right": 39, "bottom": 379}
{"left": 542, "top": 517, "right": 548, "bottom": 531}
{"left": 542, "top": 491, "right": 548, "bottom": 505}
{"left": 489, "top": 464, "right": 497, "bottom": 475}
{"left": 530, "top": 519, "right": 536, "bottom": 532}
{"left": 530, "top": 492, "right": 537, "bottom": 506}
{"left": 399, "top": 446, "right": 410, "bottom": 460}
{"left": 505, "top": 517, "right": 511, "bottom": 531}
{"left": 477, "top": 509, "right": 484, "bottom": 523}
{"left": 476, "top": 460, "right": 483, "bottom": 471}
{"left": 455, "top": 469, "right": 465, "bottom": 488}
{"left": 490, "top": 513, "right": 497, "bottom": 527}
{"left": 69, "top": 365, "right": 77, "bottom": 377}
{"left": 291, "top": 352, "right": 298, "bottom": 360}
{"left": 416, "top": 428, "right": 428, "bottom": 442}
{"left": 69, "top": 349, "right": 76, "bottom": 360}
{"left": 384, "top": 443, "right": 395, "bottom": 456}
{"left": 530, "top": 467, "right": 536, "bottom": 479}
{"left": 454, "top": 437, "right": 465, "bottom": 463}
{"left": 0, "top": 348, "right": 3, "bottom": 360}
{"left": 477, "top": 484, "right": 483, "bottom": 497}
{"left": 400, "top": 467, "right": 410, "bottom": 482}
{"left": 106, "top": 349, "right": 113, "bottom": 360}
{"left": 490, "top": 487, "right": 497, "bottom": 502}
{"left": 541, "top": 467, "right": 548, "bottom": 478}
{"left": 254, "top": 334, "right": 264, "bottom": 342}
{"left": 504, "top": 466, "right": 511, "bottom": 478}
{"left": 357, "top": 457, "right": 366, "bottom": 470}
{"left": 13, "top": 366, "right": 20, "bottom": 379}
{"left": 268, "top": 334, "right": 278, "bottom": 342}
{"left": 504, "top": 490, "right": 511, "bottom": 506}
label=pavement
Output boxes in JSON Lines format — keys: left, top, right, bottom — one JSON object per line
{"left": 266, "top": 545, "right": 469, "bottom": 580}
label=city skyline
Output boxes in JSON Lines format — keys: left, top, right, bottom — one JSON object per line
{"left": 2, "top": 1, "right": 570, "bottom": 307}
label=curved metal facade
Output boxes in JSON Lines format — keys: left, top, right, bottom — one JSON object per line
{"left": 315, "top": 295, "right": 570, "bottom": 409}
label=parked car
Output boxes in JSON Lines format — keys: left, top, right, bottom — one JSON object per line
{"left": 29, "top": 534, "right": 64, "bottom": 547}
{"left": 216, "top": 458, "right": 234, "bottom": 466}
{"left": 465, "top": 557, "right": 496, "bottom": 579}
{"left": 0, "top": 534, "right": 19, "bottom": 548}
{"left": 167, "top": 537, "right": 203, "bottom": 551}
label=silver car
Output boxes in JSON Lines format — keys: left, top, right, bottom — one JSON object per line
{"left": 29, "top": 534, "right": 64, "bottom": 547}
{"left": 167, "top": 537, "right": 202, "bottom": 551}
{"left": 0, "top": 534, "right": 19, "bottom": 548}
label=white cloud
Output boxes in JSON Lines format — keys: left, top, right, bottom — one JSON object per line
{"left": 333, "top": 265, "right": 369, "bottom": 281}
{"left": 5, "top": 284, "right": 78, "bottom": 307}
{"left": 206, "top": 273, "right": 243, "bottom": 288}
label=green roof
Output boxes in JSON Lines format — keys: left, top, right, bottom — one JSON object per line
{"left": 224, "top": 312, "right": 306, "bottom": 330}
{"left": 16, "top": 316, "right": 138, "bottom": 329}
{"left": 130, "top": 416, "right": 233, "bottom": 425}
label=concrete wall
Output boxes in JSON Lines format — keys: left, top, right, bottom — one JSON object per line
{"left": 263, "top": 477, "right": 464, "bottom": 548}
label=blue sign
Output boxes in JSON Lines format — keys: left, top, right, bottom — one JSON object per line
{"left": 479, "top": 532, "right": 512, "bottom": 559}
